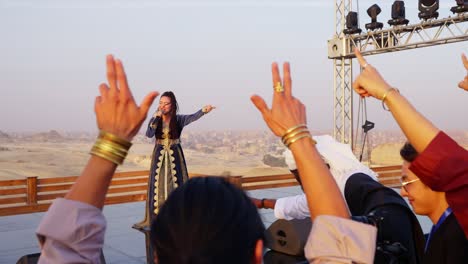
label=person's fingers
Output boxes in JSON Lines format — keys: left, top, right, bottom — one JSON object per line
{"left": 95, "top": 96, "right": 102, "bottom": 110}
{"left": 115, "top": 59, "right": 133, "bottom": 101}
{"left": 462, "top": 53, "right": 468, "bottom": 70}
{"left": 271, "top": 62, "right": 281, "bottom": 88}
{"left": 271, "top": 62, "right": 285, "bottom": 100}
{"left": 250, "top": 95, "right": 270, "bottom": 116}
{"left": 354, "top": 48, "right": 368, "bottom": 67}
{"left": 459, "top": 81, "right": 468, "bottom": 91}
{"left": 106, "top": 55, "right": 118, "bottom": 95}
{"left": 283, "top": 62, "right": 292, "bottom": 98}
{"left": 99, "top": 83, "right": 109, "bottom": 98}
{"left": 140, "top": 91, "right": 159, "bottom": 116}
{"left": 352, "top": 77, "right": 363, "bottom": 93}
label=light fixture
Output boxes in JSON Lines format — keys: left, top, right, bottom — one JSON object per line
{"left": 343, "top": 12, "right": 362, "bottom": 35}
{"left": 418, "top": 0, "right": 439, "bottom": 20}
{"left": 451, "top": 0, "right": 468, "bottom": 14}
{"left": 388, "top": 1, "right": 409, "bottom": 26}
{"left": 365, "top": 4, "right": 384, "bottom": 30}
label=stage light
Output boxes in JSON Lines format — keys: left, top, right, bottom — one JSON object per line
{"left": 365, "top": 4, "right": 384, "bottom": 30}
{"left": 450, "top": 0, "right": 468, "bottom": 14}
{"left": 343, "top": 11, "right": 362, "bottom": 35}
{"left": 418, "top": 0, "right": 439, "bottom": 20}
{"left": 388, "top": 1, "right": 409, "bottom": 26}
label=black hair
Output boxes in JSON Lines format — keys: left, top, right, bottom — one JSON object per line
{"left": 150, "top": 177, "right": 265, "bottom": 264}
{"left": 155, "top": 91, "right": 181, "bottom": 139}
{"left": 400, "top": 142, "right": 418, "bottom": 162}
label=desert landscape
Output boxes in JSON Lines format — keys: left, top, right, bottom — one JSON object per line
{"left": 1, "top": 129, "right": 467, "bottom": 180}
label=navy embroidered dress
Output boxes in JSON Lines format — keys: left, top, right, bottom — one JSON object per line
{"left": 133, "top": 109, "right": 205, "bottom": 229}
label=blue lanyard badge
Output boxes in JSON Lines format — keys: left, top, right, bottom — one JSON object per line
{"left": 425, "top": 207, "right": 452, "bottom": 252}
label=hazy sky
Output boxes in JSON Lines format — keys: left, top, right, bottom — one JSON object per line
{"left": 1, "top": 0, "right": 467, "bottom": 133}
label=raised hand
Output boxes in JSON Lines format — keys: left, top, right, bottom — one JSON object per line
{"left": 458, "top": 53, "right": 468, "bottom": 91}
{"left": 352, "top": 48, "right": 393, "bottom": 100}
{"left": 250, "top": 62, "right": 306, "bottom": 137}
{"left": 95, "top": 55, "right": 159, "bottom": 141}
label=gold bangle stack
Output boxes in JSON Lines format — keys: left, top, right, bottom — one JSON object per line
{"left": 90, "top": 130, "right": 132, "bottom": 165}
{"left": 381, "top": 87, "right": 400, "bottom": 111}
{"left": 281, "top": 124, "right": 316, "bottom": 148}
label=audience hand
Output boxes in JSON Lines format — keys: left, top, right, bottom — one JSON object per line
{"left": 352, "top": 48, "right": 393, "bottom": 100}
{"left": 458, "top": 53, "right": 468, "bottom": 91}
{"left": 250, "top": 62, "right": 306, "bottom": 136}
{"left": 95, "top": 55, "right": 158, "bottom": 141}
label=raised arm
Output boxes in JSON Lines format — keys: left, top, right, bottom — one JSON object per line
{"left": 36, "top": 55, "right": 157, "bottom": 263}
{"left": 65, "top": 55, "right": 158, "bottom": 208}
{"left": 251, "top": 62, "right": 377, "bottom": 264}
{"left": 352, "top": 48, "right": 439, "bottom": 153}
{"left": 251, "top": 62, "right": 349, "bottom": 220}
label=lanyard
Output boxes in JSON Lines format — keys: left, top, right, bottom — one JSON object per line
{"left": 425, "top": 207, "right": 452, "bottom": 252}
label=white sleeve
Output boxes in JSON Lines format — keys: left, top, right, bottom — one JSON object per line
{"left": 274, "top": 194, "right": 310, "bottom": 220}
{"left": 305, "top": 215, "right": 376, "bottom": 264}
{"left": 36, "top": 198, "right": 106, "bottom": 264}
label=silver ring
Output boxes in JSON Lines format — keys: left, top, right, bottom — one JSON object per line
{"left": 363, "top": 63, "right": 368, "bottom": 69}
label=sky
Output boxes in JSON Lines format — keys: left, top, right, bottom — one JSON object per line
{"left": 1, "top": 0, "right": 467, "bottom": 134}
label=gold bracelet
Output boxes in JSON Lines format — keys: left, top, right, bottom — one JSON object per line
{"left": 90, "top": 147, "right": 124, "bottom": 165}
{"left": 281, "top": 124, "right": 307, "bottom": 140}
{"left": 93, "top": 140, "right": 127, "bottom": 159}
{"left": 99, "top": 130, "right": 132, "bottom": 148}
{"left": 282, "top": 128, "right": 310, "bottom": 145}
{"left": 95, "top": 138, "right": 128, "bottom": 155}
{"left": 285, "top": 132, "right": 308, "bottom": 147}
{"left": 89, "top": 131, "right": 132, "bottom": 165}
{"left": 381, "top": 88, "right": 400, "bottom": 111}
{"left": 91, "top": 141, "right": 127, "bottom": 162}
{"left": 286, "top": 133, "right": 315, "bottom": 148}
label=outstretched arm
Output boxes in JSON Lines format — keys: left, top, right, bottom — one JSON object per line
{"left": 352, "top": 48, "right": 439, "bottom": 153}
{"left": 178, "top": 105, "right": 215, "bottom": 127}
{"left": 251, "top": 62, "right": 349, "bottom": 220}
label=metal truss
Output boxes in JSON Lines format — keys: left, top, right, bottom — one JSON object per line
{"left": 333, "top": 58, "right": 353, "bottom": 144}
{"left": 330, "top": 5, "right": 468, "bottom": 146}
{"left": 330, "top": 13, "right": 468, "bottom": 59}
{"left": 332, "top": 0, "right": 353, "bottom": 144}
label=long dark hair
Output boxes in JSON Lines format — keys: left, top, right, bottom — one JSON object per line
{"left": 155, "top": 91, "right": 180, "bottom": 139}
{"left": 150, "top": 177, "right": 265, "bottom": 264}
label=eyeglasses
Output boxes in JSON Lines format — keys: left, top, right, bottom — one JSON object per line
{"left": 400, "top": 178, "right": 420, "bottom": 192}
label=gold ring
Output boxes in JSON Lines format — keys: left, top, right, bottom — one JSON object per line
{"left": 274, "top": 82, "right": 284, "bottom": 92}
